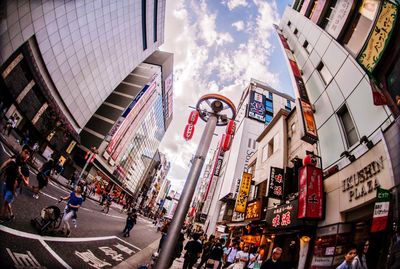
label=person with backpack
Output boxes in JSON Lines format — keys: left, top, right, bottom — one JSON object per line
{"left": 183, "top": 233, "right": 203, "bottom": 269}
{"left": 32, "top": 158, "right": 54, "bottom": 199}
{"left": 223, "top": 242, "right": 239, "bottom": 268}
{"left": 0, "top": 145, "right": 32, "bottom": 222}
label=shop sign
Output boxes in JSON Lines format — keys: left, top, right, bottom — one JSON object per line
{"left": 357, "top": 1, "right": 398, "bottom": 73}
{"left": 325, "top": 0, "right": 355, "bottom": 39}
{"left": 300, "top": 0, "right": 312, "bottom": 15}
{"left": 247, "top": 91, "right": 266, "bottom": 122}
{"left": 371, "top": 188, "right": 391, "bottom": 232}
{"left": 341, "top": 156, "right": 383, "bottom": 202}
{"left": 298, "top": 165, "right": 323, "bottom": 219}
{"left": 234, "top": 172, "right": 252, "bottom": 213}
{"left": 32, "top": 103, "right": 48, "bottom": 125}
{"left": 268, "top": 167, "right": 284, "bottom": 199}
{"left": 66, "top": 140, "right": 77, "bottom": 154}
{"left": 311, "top": 256, "right": 333, "bottom": 267}
{"left": 214, "top": 155, "right": 224, "bottom": 176}
{"left": 310, "top": 0, "right": 328, "bottom": 23}
{"left": 266, "top": 199, "right": 303, "bottom": 229}
{"left": 245, "top": 199, "right": 263, "bottom": 221}
{"left": 242, "top": 235, "right": 261, "bottom": 246}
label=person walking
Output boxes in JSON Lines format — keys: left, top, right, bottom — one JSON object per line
{"left": 336, "top": 245, "right": 357, "bottom": 269}
{"left": 352, "top": 241, "right": 369, "bottom": 269}
{"left": 58, "top": 185, "right": 84, "bottom": 237}
{"left": 248, "top": 246, "right": 263, "bottom": 269}
{"left": 122, "top": 209, "right": 137, "bottom": 237}
{"left": 0, "top": 145, "right": 32, "bottom": 221}
{"left": 183, "top": 233, "right": 203, "bottom": 269}
{"left": 205, "top": 238, "right": 225, "bottom": 269}
{"left": 232, "top": 245, "right": 250, "bottom": 269}
{"left": 260, "top": 247, "right": 283, "bottom": 269}
{"left": 198, "top": 235, "right": 216, "bottom": 268}
{"left": 168, "top": 232, "right": 185, "bottom": 268}
{"left": 32, "top": 158, "right": 54, "bottom": 199}
{"left": 222, "top": 242, "right": 239, "bottom": 268}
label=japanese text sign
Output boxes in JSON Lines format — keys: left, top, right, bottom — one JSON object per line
{"left": 371, "top": 188, "right": 390, "bottom": 232}
{"left": 298, "top": 165, "right": 323, "bottom": 219}
{"left": 235, "top": 172, "right": 252, "bottom": 213}
{"left": 268, "top": 167, "right": 284, "bottom": 200}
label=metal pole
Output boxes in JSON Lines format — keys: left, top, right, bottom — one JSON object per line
{"left": 155, "top": 114, "right": 218, "bottom": 269}
{"left": 79, "top": 152, "right": 93, "bottom": 179}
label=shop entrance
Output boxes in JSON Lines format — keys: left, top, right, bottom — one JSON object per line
{"left": 273, "top": 232, "right": 300, "bottom": 269}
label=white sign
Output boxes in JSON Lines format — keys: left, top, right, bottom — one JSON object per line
{"left": 325, "top": 0, "right": 354, "bottom": 39}
{"left": 311, "top": 256, "right": 333, "bottom": 266}
{"left": 6, "top": 248, "right": 46, "bottom": 269}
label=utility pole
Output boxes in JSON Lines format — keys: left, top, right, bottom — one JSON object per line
{"left": 155, "top": 94, "right": 236, "bottom": 269}
{"left": 79, "top": 146, "right": 98, "bottom": 179}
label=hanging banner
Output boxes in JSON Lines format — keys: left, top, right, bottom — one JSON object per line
{"left": 247, "top": 90, "right": 266, "bottom": 122}
{"left": 298, "top": 165, "right": 324, "bottom": 219}
{"left": 357, "top": 1, "right": 398, "bottom": 74}
{"left": 268, "top": 167, "right": 284, "bottom": 200}
{"left": 274, "top": 24, "right": 318, "bottom": 144}
{"left": 234, "top": 172, "right": 252, "bottom": 213}
{"left": 371, "top": 188, "right": 391, "bottom": 232}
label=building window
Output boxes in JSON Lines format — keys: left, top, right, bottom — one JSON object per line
{"left": 287, "top": 20, "right": 292, "bottom": 27}
{"left": 303, "top": 40, "right": 311, "bottom": 54}
{"left": 294, "top": 28, "right": 299, "bottom": 36}
{"left": 268, "top": 138, "right": 274, "bottom": 157}
{"left": 268, "top": 92, "right": 273, "bottom": 100}
{"left": 338, "top": 105, "right": 358, "bottom": 147}
{"left": 342, "top": 0, "right": 380, "bottom": 57}
{"left": 285, "top": 100, "right": 291, "bottom": 111}
{"left": 262, "top": 144, "right": 268, "bottom": 162}
{"left": 141, "top": 0, "right": 147, "bottom": 50}
{"left": 265, "top": 113, "right": 273, "bottom": 125}
{"left": 153, "top": 0, "right": 158, "bottom": 42}
{"left": 266, "top": 99, "right": 273, "bottom": 112}
{"left": 317, "top": 61, "right": 332, "bottom": 85}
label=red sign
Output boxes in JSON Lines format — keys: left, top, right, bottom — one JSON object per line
{"left": 221, "top": 134, "right": 233, "bottom": 152}
{"left": 226, "top": 119, "right": 236, "bottom": 136}
{"left": 188, "top": 111, "right": 199, "bottom": 125}
{"left": 371, "top": 188, "right": 390, "bottom": 232}
{"left": 298, "top": 165, "right": 323, "bottom": 219}
{"left": 183, "top": 124, "right": 195, "bottom": 140}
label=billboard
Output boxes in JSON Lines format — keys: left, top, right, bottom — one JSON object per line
{"left": 298, "top": 165, "right": 324, "bottom": 219}
{"left": 234, "top": 172, "right": 252, "bottom": 213}
{"left": 268, "top": 167, "right": 284, "bottom": 200}
{"left": 247, "top": 91, "right": 266, "bottom": 122}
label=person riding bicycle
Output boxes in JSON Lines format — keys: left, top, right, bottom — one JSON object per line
{"left": 101, "top": 193, "right": 112, "bottom": 214}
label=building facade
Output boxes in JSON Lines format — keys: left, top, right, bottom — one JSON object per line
{"left": 269, "top": 1, "right": 399, "bottom": 268}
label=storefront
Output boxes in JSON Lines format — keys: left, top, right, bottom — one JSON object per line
{"left": 265, "top": 199, "right": 318, "bottom": 269}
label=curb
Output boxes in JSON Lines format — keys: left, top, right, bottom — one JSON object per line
{"left": 113, "top": 238, "right": 160, "bottom": 269}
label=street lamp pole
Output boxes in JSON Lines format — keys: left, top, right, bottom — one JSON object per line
{"left": 155, "top": 94, "right": 236, "bottom": 269}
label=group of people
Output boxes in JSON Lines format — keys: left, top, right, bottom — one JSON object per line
{"left": 336, "top": 241, "right": 369, "bottom": 269}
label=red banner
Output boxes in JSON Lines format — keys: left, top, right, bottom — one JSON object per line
{"left": 298, "top": 165, "right": 323, "bottom": 219}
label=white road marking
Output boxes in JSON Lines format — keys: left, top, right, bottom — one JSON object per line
{"left": 38, "top": 238, "right": 72, "bottom": 269}
{"left": 116, "top": 237, "right": 141, "bottom": 250}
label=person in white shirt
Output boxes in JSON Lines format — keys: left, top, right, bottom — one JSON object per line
{"left": 223, "top": 242, "right": 239, "bottom": 268}
{"left": 233, "top": 245, "right": 250, "bottom": 269}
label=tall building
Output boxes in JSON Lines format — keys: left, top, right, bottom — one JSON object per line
{"left": 78, "top": 51, "right": 173, "bottom": 196}
{"left": 202, "top": 79, "right": 295, "bottom": 234}
{"left": 0, "top": 0, "right": 167, "bottom": 175}
{"left": 262, "top": 2, "right": 399, "bottom": 268}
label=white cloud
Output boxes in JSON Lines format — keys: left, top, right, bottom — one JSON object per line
{"left": 159, "top": 0, "right": 282, "bottom": 191}
{"left": 232, "top": 20, "right": 245, "bottom": 31}
{"left": 222, "top": 0, "right": 249, "bottom": 10}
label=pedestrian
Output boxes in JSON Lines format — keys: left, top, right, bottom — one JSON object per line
{"left": 21, "top": 129, "right": 29, "bottom": 146}
{"left": 223, "top": 242, "right": 239, "bottom": 268}
{"left": 32, "top": 158, "right": 54, "bottom": 199}
{"left": 2, "top": 115, "right": 17, "bottom": 136}
{"left": 168, "top": 232, "right": 185, "bottom": 268}
{"left": 389, "top": 231, "right": 400, "bottom": 269}
{"left": 158, "top": 220, "right": 170, "bottom": 251}
{"left": 58, "top": 185, "right": 84, "bottom": 237}
{"left": 352, "top": 241, "right": 369, "bottom": 269}
{"left": 101, "top": 192, "right": 112, "bottom": 213}
{"left": 122, "top": 209, "right": 137, "bottom": 237}
{"left": 232, "top": 245, "right": 250, "bottom": 269}
{"left": 205, "top": 238, "right": 225, "bottom": 269}
{"left": 0, "top": 145, "right": 32, "bottom": 222}
{"left": 336, "top": 245, "right": 357, "bottom": 269}
{"left": 69, "top": 170, "right": 80, "bottom": 189}
{"left": 183, "top": 233, "right": 203, "bottom": 269}
{"left": 260, "top": 247, "right": 283, "bottom": 269}
{"left": 248, "top": 246, "right": 263, "bottom": 269}
{"left": 198, "top": 235, "right": 216, "bottom": 268}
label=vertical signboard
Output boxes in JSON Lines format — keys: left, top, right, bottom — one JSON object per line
{"left": 325, "top": 0, "right": 355, "bottom": 39}
{"left": 247, "top": 91, "right": 266, "bottom": 122}
{"left": 298, "top": 165, "right": 323, "bottom": 219}
{"left": 234, "top": 172, "right": 252, "bottom": 213}
{"left": 274, "top": 24, "right": 318, "bottom": 144}
{"left": 268, "top": 167, "right": 284, "bottom": 200}
{"left": 371, "top": 188, "right": 390, "bottom": 232}
{"left": 310, "top": 0, "right": 328, "bottom": 23}
{"left": 357, "top": 1, "right": 398, "bottom": 74}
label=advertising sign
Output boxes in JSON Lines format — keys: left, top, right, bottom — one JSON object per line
{"left": 310, "top": 0, "right": 328, "bottom": 23}
{"left": 247, "top": 91, "right": 266, "bottom": 122}
{"left": 234, "top": 172, "right": 252, "bottom": 213}
{"left": 371, "top": 188, "right": 391, "bottom": 232}
{"left": 357, "top": 1, "right": 398, "bottom": 73}
{"left": 265, "top": 199, "right": 304, "bottom": 229}
{"left": 297, "top": 99, "right": 318, "bottom": 144}
{"left": 245, "top": 197, "right": 268, "bottom": 221}
{"left": 298, "top": 165, "right": 323, "bottom": 219}
{"left": 268, "top": 167, "right": 284, "bottom": 200}
{"left": 325, "top": 0, "right": 355, "bottom": 39}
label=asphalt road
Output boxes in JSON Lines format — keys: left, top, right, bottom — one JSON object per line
{"left": 0, "top": 140, "right": 161, "bottom": 268}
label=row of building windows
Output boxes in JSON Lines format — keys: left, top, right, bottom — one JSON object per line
{"left": 142, "top": 0, "right": 159, "bottom": 51}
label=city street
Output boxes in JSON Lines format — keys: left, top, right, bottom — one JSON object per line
{"left": 0, "top": 140, "right": 161, "bottom": 268}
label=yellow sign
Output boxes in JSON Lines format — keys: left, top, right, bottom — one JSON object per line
{"left": 235, "top": 172, "right": 252, "bottom": 213}
{"left": 242, "top": 235, "right": 261, "bottom": 246}
{"left": 66, "top": 140, "right": 77, "bottom": 154}
{"left": 245, "top": 200, "right": 261, "bottom": 220}
{"left": 358, "top": 1, "right": 398, "bottom": 73}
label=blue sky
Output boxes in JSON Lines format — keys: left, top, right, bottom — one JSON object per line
{"left": 160, "top": 0, "right": 294, "bottom": 192}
